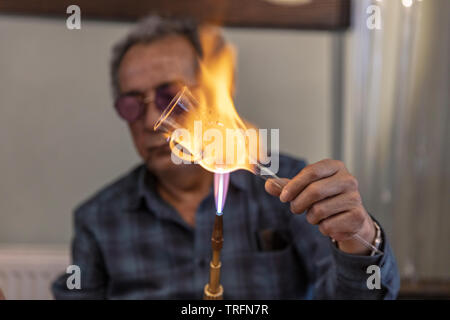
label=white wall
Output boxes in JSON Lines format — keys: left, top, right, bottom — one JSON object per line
{"left": 0, "top": 17, "right": 140, "bottom": 244}
{"left": 0, "top": 16, "right": 336, "bottom": 244}
{"left": 225, "top": 28, "right": 333, "bottom": 164}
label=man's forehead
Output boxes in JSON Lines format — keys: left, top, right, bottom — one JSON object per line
{"left": 118, "top": 37, "right": 197, "bottom": 93}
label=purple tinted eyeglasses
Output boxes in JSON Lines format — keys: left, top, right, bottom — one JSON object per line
{"left": 114, "top": 82, "right": 183, "bottom": 123}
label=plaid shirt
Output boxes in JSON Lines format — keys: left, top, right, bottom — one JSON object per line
{"left": 52, "top": 154, "right": 399, "bottom": 299}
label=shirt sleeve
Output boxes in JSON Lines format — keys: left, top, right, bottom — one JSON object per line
{"left": 324, "top": 223, "right": 400, "bottom": 299}
{"left": 289, "top": 213, "right": 400, "bottom": 299}
{"left": 52, "top": 204, "right": 108, "bottom": 299}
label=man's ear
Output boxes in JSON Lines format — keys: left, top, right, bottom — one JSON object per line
{"left": 0, "top": 288, "right": 5, "bottom": 300}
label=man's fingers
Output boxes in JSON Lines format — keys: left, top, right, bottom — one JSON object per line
{"left": 265, "top": 178, "right": 290, "bottom": 196}
{"left": 305, "top": 191, "right": 362, "bottom": 225}
{"left": 318, "top": 209, "right": 366, "bottom": 241}
{"left": 289, "top": 171, "right": 356, "bottom": 214}
{"left": 280, "top": 159, "right": 344, "bottom": 203}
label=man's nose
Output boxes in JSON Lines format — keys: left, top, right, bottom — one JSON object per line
{"left": 143, "top": 102, "right": 162, "bottom": 132}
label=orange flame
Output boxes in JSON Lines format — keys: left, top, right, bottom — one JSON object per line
{"left": 160, "top": 27, "right": 265, "bottom": 174}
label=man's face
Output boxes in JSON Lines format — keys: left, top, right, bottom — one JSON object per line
{"left": 117, "top": 35, "right": 198, "bottom": 173}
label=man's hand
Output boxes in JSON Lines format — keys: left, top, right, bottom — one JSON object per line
{"left": 265, "top": 159, "right": 376, "bottom": 255}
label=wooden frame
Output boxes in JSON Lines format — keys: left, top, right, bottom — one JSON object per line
{"left": 0, "top": 0, "right": 350, "bottom": 30}
{"left": 399, "top": 279, "right": 450, "bottom": 300}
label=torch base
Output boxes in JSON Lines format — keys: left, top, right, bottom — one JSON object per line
{"left": 203, "top": 284, "right": 224, "bottom": 300}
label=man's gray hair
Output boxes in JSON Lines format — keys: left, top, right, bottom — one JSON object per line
{"left": 110, "top": 15, "right": 203, "bottom": 98}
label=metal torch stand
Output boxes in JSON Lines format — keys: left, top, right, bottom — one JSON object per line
{"left": 203, "top": 214, "right": 224, "bottom": 300}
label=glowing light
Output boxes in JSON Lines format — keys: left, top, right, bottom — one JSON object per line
{"left": 402, "top": 0, "right": 413, "bottom": 7}
{"left": 214, "top": 172, "right": 230, "bottom": 215}
{"left": 217, "top": 174, "right": 224, "bottom": 214}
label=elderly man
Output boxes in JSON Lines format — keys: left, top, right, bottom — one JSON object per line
{"left": 52, "top": 16, "right": 399, "bottom": 299}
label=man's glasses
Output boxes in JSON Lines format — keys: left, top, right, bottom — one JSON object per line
{"left": 114, "top": 82, "right": 183, "bottom": 123}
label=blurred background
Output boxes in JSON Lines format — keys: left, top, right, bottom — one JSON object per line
{"left": 0, "top": 0, "right": 448, "bottom": 299}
